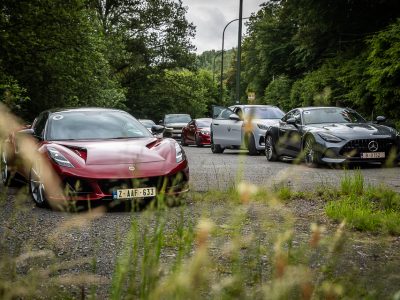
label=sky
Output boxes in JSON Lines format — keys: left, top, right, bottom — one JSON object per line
{"left": 181, "top": 0, "right": 265, "bottom": 54}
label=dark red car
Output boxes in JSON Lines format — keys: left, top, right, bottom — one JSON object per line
{"left": 1, "top": 108, "right": 189, "bottom": 208}
{"left": 181, "top": 118, "right": 212, "bottom": 147}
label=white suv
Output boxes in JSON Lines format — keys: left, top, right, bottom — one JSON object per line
{"left": 211, "top": 105, "right": 284, "bottom": 155}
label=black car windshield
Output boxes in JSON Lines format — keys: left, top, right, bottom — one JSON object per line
{"left": 196, "top": 119, "right": 212, "bottom": 127}
{"left": 244, "top": 107, "right": 284, "bottom": 119}
{"left": 47, "top": 111, "right": 152, "bottom": 140}
{"left": 303, "top": 108, "right": 366, "bottom": 125}
{"left": 165, "top": 115, "right": 191, "bottom": 124}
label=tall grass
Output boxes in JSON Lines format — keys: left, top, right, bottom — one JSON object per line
{"left": 326, "top": 171, "right": 400, "bottom": 234}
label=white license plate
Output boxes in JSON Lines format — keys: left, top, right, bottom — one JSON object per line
{"left": 361, "top": 152, "right": 385, "bottom": 159}
{"left": 113, "top": 187, "right": 156, "bottom": 199}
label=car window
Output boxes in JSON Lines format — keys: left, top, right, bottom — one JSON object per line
{"left": 244, "top": 107, "right": 285, "bottom": 119}
{"left": 216, "top": 107, "right": 235, "bottom": 120}
{"left": 164, "top": 115, "right": 191, "bottom": 124}
{"left": 33, "top": 112, "right": 48, "bottom": 138}
{"left": 293, "top": 110, "right": 302, "bottom": 125}
{"left": 139, "top": 120, "right": 155, "bottom": 127}
{"left": 196, "top": 119, "right": 212, "bottom": 127}
{"left": 234, "top": 108, "right": 244, "bottom": 120}
{"left": 47, "top": 110, "right": 152, "bottom": 140}
{"left": 303, "top": 108, "right": 366, "bottom": 125}
{"left": 281, "top": 111, "right": 294, "bottom": 123}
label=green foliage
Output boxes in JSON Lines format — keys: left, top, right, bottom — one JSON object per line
{"left": 326, "top": 172, "right": 400, "bottom": 234}
{"left": 367, "top": 19, "right": 400, "bottom": 120}
{"left": 263, "top": 75, "right": 292, "bottom": 110}
{"left": 0, "top": 70, "right": 29, "bottom": 113}
{"left": 129, "top": 69, "right": 217, "bottom": 120}
{"left": 241, "top": 0, "right": 400, "bottom": 123}
{"left": 196, "top": 49, "right": 235, "bottom": 75}
{"left": 0, "top": 0, "right": 200, "bottom": 120}
{"left": 0, "top": 0, "right": 126, "bottom": 119}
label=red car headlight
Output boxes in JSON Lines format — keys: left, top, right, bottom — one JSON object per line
{"left": 175, "top": 143, "right": 185, "bottom": 163}
{"left": 48, "top": 147, "right": 74, "bottom": 168}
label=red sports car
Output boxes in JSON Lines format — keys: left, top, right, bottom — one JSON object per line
{"left": 1, "top": 108, "right": 189, "bottom": 208}
{"left": 181, "top": 118, "right": 211, "bottom": 147}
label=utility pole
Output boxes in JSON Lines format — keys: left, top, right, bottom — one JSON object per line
{"left": 219, "top": 17, "right": 249, "bottom": 104}
{"left": 235, "top": 0, "right": 243, "bottom": 104}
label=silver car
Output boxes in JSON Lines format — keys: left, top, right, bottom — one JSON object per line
{"left": 211, "top": 105, "right": 284, "bottom": 155}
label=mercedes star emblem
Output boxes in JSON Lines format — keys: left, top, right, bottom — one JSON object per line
{"left": 368, "top": 140, "right": 379, "bottom": 152}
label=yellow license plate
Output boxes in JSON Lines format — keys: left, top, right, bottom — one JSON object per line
{"left": 113, "top": 187, "right": 156, "bottom": 199}
{"left": 361, "top": 152, "right": 385, "bottom": 159}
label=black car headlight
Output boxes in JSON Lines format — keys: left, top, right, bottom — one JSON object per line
{"left": 175, "top": 143, "right": 185, "bottom": 163}
{"left": 318, "top": 132, "right": 342, "bottom": 143}
{"left": 48, "top": 147, "right": 74, "bottom": 168}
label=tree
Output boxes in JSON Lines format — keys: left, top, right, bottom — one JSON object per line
{"left": 367, "top": 19, "right": 400, "bottom": 121}
{"left": 0, "top": 0, "right": 125, "bottom": 119}
{"left": 129, "top": 69, "right": 217, "bottom": 121}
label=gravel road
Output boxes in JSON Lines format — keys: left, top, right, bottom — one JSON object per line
{"left": 185, "top": 145, "right": 400, "bottom": 192}
{"left": 1, "top": 145, "right": 400, "bottom": 298}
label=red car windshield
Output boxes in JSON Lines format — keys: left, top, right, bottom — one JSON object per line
{"left": 47, "top": 111, "right": 152, "bottom": 140}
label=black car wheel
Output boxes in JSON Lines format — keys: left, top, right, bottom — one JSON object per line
{"left": 29, "top": 163, "right": 48, "bottom": 208}
{"left": 265, "top": 135, "right": 278, "bottom": 161}
{"left": 211, "top": 143, "right": 224, "bottom": 154}
{"left": 195, "top": 134, "right": 203, "bottom": 147}
{"left": 1, "top": 147, "right": 14, "bottom": 186}
{"left": 246, "top": 133, "right": 259, "bottom": 156}
{"left": 304, "top": 136, "right": 321, "bottom": 167}
{"left": 181, "top": 135, "right": 188, "bottom": 146}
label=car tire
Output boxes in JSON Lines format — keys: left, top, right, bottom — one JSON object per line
{"left": 211, "top": 143, "right": 224, "bottom": 154}
{"left": 246, "top": 133, "right": 259, "bottom": 156}
{"left": 265, "top": 134, "right": 278, "bottom": 161}
{"left": 181, "top": 135, "right": 188, "bottom": 146}
{"left": 29, "top": 164, "right": 49, "bottom": 208}
{"left": 195, "top": 134, "right": 203, "bottom": 147}
{"left": 1, "top": 146, "right": 15, "bottom": 187}
{"left": 304, "top": 136, "right": 321, "bottom": 168}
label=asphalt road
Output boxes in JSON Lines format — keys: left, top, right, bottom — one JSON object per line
{"left": 184, "top": 145, "right": 400, "bottom": 192}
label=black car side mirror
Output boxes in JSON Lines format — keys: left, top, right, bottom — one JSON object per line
{"left": 151, "top": 125, "right": 165, "bottom": 135}
{"left": 229, "top": 113, "right": 241, "bottom": 121}
{"left": 376, "top": 116, "right": 386, "bottom": 123}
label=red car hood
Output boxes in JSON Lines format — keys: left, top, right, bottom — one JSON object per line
{"left": 53, "top": 138, "right": 164, "bottom": 165}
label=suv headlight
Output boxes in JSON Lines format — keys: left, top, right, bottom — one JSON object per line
{"left": 48, "top": 147, "right": 74, "bottom": 168}
{"left": 257, "top": 124, "right": 269, "bottom": 130}
{"left": 318, "top": 132, "right": 342, "bottom": 143}
{"left": 175, "top": 143, "right": 185, "bottom": 163}
{"left": 200, "top": 130, "right": 210, "bottom": 135}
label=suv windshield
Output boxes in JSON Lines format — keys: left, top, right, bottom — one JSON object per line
{"left": 244, "top": 107, "right": 284, "bottom": 119}
{"left": 165, "top": 115, "right": 191, "bottom": 124}
{"left": 303, "top": 108, "right": 366, "bottom": 125}
{"left": 47, "top": 111, "right": 152, "bottom": 140}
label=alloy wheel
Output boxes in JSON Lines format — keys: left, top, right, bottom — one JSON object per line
{"left": 30, "top": 164, "right": 46, "bottom": 206}
{"left": 265, "top": 136, "right": 273, "bottom": 160}
{"left": 1, "top": 150, "right": 8, "bottom": 185}
{"left": 304, "top": 137, "right": 317, "bottom": 167}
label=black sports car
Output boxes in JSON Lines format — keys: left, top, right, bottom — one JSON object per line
{"left": 265, "top": 107, "right": 400, "bottom": 166}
